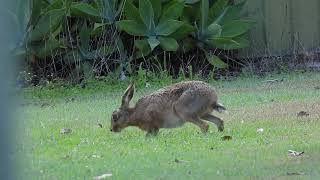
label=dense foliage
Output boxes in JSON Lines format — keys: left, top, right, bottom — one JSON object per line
{"left": 12, "top": 0, "right": 254, "bottom": 85}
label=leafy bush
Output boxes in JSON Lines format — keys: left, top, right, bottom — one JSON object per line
{"left": 117, "top": 0, "right": 189, "bottom": 57}
{"left": 183, "top": 0, "right": 254, "bottom": 68}
{"left": 12, "top": 0, "right": 254, "bottom": 85}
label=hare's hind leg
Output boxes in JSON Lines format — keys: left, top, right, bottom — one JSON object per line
{"left": 173, "top": 88, "right": 210, "bottom": 133}
{"left": 174, "top": 105, "right": 209, "bottom": 133}
{"left": 201, "top": 114, "right": 224, "bottom": 132}
{"left": 175, "top": 112, "right": 209, "bottom": 133}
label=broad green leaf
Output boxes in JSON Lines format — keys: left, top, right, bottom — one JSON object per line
{"left": 156, "top": 20, "right": 184, "bottom": 36}
{"left": 94, "top": 23, "right": 106, "bottom": 29}
{"left": 169, "top": 23, "right": 195, "bottom": 40}
{"left": 115, "top": 0, "right": 126, "bottom": 20}
{"left": 159, "top": 1, "right": 184, "bottom": 24}
{"left": 150, "top": 0, "right": 162, "bottom": 23}
{"left": 212, "top": 6, "right": 229, "bottom": 25}
{"left": 139, "top": 0, "right": 155, "bottom": 32}
{"left": 96, "top": 0, "right": 117, "bottom": 22}
{"left": 184, "top": 0, "right": 201, "bottom": 4}
{"left": 206, "top": 23, "right": 222, "bottom": 37}
{"left": 33, "top": 38, "right": 62, "bottom": 58}
{"left": 135, "top": 39, "right": 152, "bottom": 58}
{"left": 181, "top": 4, "right": 199, "bottom": 23}
{"left": 205, "top": 52, "right": 228, "bottom": 68}
{"left": 91, "top": 23, "right": 109, "bottom": 37}
{"left": 210, "top": 36, "right": 249, "bottom": 50}
{"left": 29, "top": 0, "right": 43, "bottom": 26}
{"left": 124, "top": 1, "right": 143, "bottom": 23}
{"left": 221, "top": 20, "right": 254, "bottom": 37}
{"left": 147, "top": 36, "right": 160, "bottom": 51}
{"left": 30, "top": 8, "right": 65, "bottom": 41}
{"left": 51, "top": 24, "right": 62, "bottom": 38}
{"left": 222, "top": 1, "right": 246, "bottom": 24}
{"left": 158, "top": 37, "right": 178, "bottom": 51}
{"left": 135, "top": 39, "right": 148, "bottom": 51}
{"left": 208, "top": 0, "right": 228, "bottom": 25}
{"left": 116, "top": 20, "right": 147, "bottom": 36}
{"left": 79, "top": 23, "right": 91, "bottom": 52}
{"left": 200, "top": 0, "right": 209, "bottom": 30}
{"left": 179, "top": 38, "right": 195, "bottom": 52}
{"left": 46, "top": 0, "right": 64, "bottom": 11}
{"left": 71, "top": 3, "right": 100, "bottom": 18}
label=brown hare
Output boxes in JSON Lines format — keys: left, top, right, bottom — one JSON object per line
{"left": 110, "top": 81, "right": 226, "bottom": 136}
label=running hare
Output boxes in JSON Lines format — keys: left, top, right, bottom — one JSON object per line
{"left": 110, "top": 81, "right": 226, "bottom": 136}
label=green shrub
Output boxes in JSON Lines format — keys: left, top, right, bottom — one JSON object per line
{"left": 12, "top": 0, "right": 254, "bottom": 85}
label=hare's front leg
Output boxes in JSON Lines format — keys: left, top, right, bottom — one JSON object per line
{"left": 201, "top": 114, "right": 224, "bottom": 132}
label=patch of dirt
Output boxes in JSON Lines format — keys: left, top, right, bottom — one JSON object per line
{"left": 230, "top": 100, "right": 320, "bottom": 122}
{"left": 223, "top": 79, "right": 320, "bottom": 95}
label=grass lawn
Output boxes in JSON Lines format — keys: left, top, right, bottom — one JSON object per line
{"left": 16, "top": 72, "right": 320, "bottom": 179}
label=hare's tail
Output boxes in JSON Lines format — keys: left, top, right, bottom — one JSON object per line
{"left": 212, "top": 103, "right": 227, "bottom": 113}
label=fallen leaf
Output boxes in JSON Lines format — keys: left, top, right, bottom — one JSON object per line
{"left": 93, "top": 173, "right": 112, "bottom": 179}
{"left": 297, "top": 111, "right": 309, "bottom": 117}
{"left": 60, "top": 128, "right": 72, "bottom": 135}
{"left": 91, "top": 155, "right": 101, "bottom": 158}
{"left": 41, "top": 102, "right": 51, "bottom": 108}
{"left": 257, "top": 128, "right": 264, "bottom": 133}
{"left": 288, "top": 150, "right": 304, "bottom": 157}
{"left": 263, "top": 79, "right": 283, "bottom": 83}
{"left": 287, "top": 172, "right": 305, "bottom": 176}
{"left": 174, "top": 158, "right": 188, "bottom": 163}
{"left": 221, "top": 135, "right": 232, "bottom": 141}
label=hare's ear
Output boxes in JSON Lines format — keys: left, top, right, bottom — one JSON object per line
{"left": 121, "top": 82, "right": 135, "bottom": 108}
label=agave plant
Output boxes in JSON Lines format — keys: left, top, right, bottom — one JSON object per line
{"left": 10, "top": 0, "right": 68, "bottom": 58}
{"left": 184, "top": 0, "right": 255, "bottom": 68}
{"left": 71, "top": 0, "right": 124, "bottom": 23}
{"left": 116, "top": 0, "right": 190, "bottom": 57}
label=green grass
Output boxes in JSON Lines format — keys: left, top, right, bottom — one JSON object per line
{"left": 16, "top": 72, "right": 320, "bottom": 179}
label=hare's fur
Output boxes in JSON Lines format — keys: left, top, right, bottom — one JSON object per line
{"left": 110, "top": 81, "right": 226, "bottom": 136}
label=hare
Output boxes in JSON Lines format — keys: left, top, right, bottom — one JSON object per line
{"left": 110, "top": 81, "right": 226, "bottom": 136}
